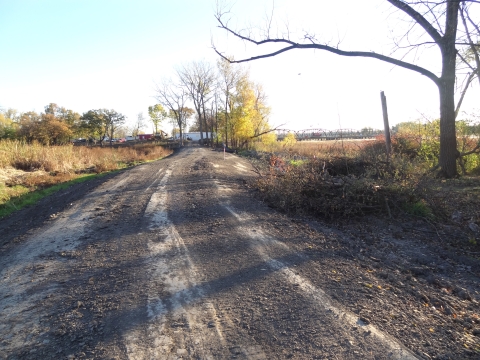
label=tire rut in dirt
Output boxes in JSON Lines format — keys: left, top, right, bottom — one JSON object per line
{"left": 167, "top": 147, "right": 416, "bottom": 359}
{"left": 0, "top": 162, "right": 172, "bottom": 359}
{"left": 125, "top": 161, "right": 229, "bottom": 359}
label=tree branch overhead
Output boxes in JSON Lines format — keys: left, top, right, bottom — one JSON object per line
{"left": 213, "top": 7, "right": 440, "bottom": 85}
{"left": 213, "top": 0, "right": 480, "bottom": 177}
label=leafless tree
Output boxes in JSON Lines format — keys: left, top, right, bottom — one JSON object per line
{"left": 133, "top": 112, "right": 145, "bottom": 138}
{"left": 155, "top": 79, "right": 190, "bottom": 146}
{"left": 177, "top": 61, "right": 216, "bottom": 143}
{"left": 214, "top": 0, "right": 480, "bottom": 178}
{"left": 455, "top": 2, "right": 480, "bottom": 117}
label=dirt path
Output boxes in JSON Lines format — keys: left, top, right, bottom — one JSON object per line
{"left": 1, "top": 146, "right": 479, "bottom": 359}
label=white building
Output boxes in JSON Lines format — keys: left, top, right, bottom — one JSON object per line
{"left": 176, "top": 132, "right": 215, "bottom": 141}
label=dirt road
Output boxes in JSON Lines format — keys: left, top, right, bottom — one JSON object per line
{"left": 1, "top": 146, "right": 478, "bottom": 359}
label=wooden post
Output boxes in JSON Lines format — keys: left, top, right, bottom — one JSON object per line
{"left": 380, "top": 91, "right": 392, "bottom": 156}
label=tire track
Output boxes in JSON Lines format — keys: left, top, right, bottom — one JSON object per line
{"left": 221, "top": 203, "right": 418, "bottom": 360}
{"left": 0, "top": 161, "right": 178, "bottom": 359}
{"left": 126, "top": 163, "right": 228, "bottom": 359}
{"left": 0, "top": 166, "right": 154, "bottom": 357}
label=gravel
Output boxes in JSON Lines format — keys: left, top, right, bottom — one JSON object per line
{"left": 0, "top": 145, "right": 478, "bottom": 359}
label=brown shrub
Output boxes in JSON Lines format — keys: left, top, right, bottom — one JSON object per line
{"left": 250, "top": 140, "right": 426, "bottom": 221}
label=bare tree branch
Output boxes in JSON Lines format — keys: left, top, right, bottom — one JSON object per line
{"left": 155, "top": 79, "right": 190, "bottom": 145}
{"left": 459, "top": 143, "right": 480, "bottom": 156}
{"left": 249, "top": 124, "right": 286, "bottom": 139}
{"left": 464, "top": 5, "right": 480, "bottom": 34}
{"left": 387, "top": 0, "right": 444, "bottom": 44}
{"left": 455, "top": 71, "right": 476, "bottom": 118}
{"left": 213, "top": 37, "right": 440, "bottom": 85}
{"left": 213, "top": 0, "right": 478, "bottom": 177}
{"left": 460, "top": 3, "right": 480, "bottom": 87}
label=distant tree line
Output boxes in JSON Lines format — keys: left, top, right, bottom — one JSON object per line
{"left": 0, "top": 103, "right": 128, "bottom": 146}
{"left": 1, "top": 59, "right": 275, "bottom": 148}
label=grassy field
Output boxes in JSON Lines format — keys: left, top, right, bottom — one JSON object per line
{"left": 253, "top": 139, "right": 376, "bottom": 159}
{"left": 0, "top": 141, "right": 172, "bottom": 218}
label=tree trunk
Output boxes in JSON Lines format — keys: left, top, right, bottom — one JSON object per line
{"left": 438, "top": 81, "right": 457, "bottom": 177}
{"left": 438, "top": 0, "right": 459, "bottom": 178}
{"left": 211, "top": 121, "right": 215, "bottom": 148}
{"left": 197, "top": 104, "right": 203, "bottom": 143}
{"left": 380, "top": 91, "right": 392, "bottom": 157}
{"left": 204, "top": 116, "right": 209, "bottom": 142}
{"left": 109, "top": 124, "right": 113, "bottom": 147}
{"left": 201, "top": 99, "right": 209, "bottom": 143}
{"left": 224, "top": 98, "right": 229, "bottom": 147}
{"left": 179, "top": 114, "right": 184, "bottom": 146}
{"left": 215, "top": 117, "right": 219, "bottom": 148}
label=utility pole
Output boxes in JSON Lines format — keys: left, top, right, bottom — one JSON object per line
{"left": 380, "top": 91, "right": 392, "bottom": 157}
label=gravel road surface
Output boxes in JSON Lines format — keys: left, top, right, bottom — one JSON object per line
{"left": 1, "top": 145, "right": 478, "bottom": 359}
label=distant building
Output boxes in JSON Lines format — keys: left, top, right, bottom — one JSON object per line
{"left": 176, "top": 132, "right": 215, "bottom": 141}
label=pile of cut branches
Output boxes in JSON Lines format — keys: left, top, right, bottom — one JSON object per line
{"left": 250, "top": 150, "right": 424, "bottom": 221}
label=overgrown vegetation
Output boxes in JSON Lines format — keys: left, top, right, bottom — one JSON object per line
{"left": 0, "top": 140, "right": 172, "bottom": 218}
{"left": 247, "top": 120, "right": 480, "bottom": 230}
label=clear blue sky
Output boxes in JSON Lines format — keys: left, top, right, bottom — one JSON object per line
{"left": 0, "top": 0, "right": 222, "bottom": 131}
{"left": 1, "top": 0, "right": 478, "bottom": 133}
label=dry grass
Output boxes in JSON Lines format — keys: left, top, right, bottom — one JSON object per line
{"left": 253, "top": 139, "right": 376, "bottom": 159}
{"left": 0, "top": 140, "right": 171, "bottom": 174}
{"left": 0, "top": 140, "right": 172, "bottom": 213}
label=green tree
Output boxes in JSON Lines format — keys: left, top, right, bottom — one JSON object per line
{"left": 61, "top": 109, "right": 81, "bottom": 136}
{"left": 80, "top": 110, "right": 106, "bottom": 143}
{"left": 17, "top": 110, "right": 72, "bottom": 145}
{"left": 102, "top": 109, "right": 126, "bottom": 146}
{"left": 148, "top": 104, "right": 168, "bottom": 136}
{"left": 281, "top": 132, "right": 297, "bottom": 148}
{"left": 0, "top": 108, "right": 19, "bottom": 139}
{"left": 36, "top": 113, "right": 73, "bottom": 145}
{"left": 217, "top": 72, "right": 271, "bottom": 148}
{"left": 217, "top": 58, "right": 246, "bottom": 147}
{"left": 44, "top": 103, "right": 61, "bottom": 116}
{"left": 43, "top": 103, "right": 81, "bottom": 140}
{"left": 18, "top": 111, "right": 41, "bottom": 143}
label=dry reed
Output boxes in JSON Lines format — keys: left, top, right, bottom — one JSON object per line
{"left": 0, "top": 140, "right": 172, "bottom": 175}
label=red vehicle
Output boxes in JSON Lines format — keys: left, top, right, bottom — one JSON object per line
{"left": 138, "top": 134, "right": 153, "bottom": 141}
